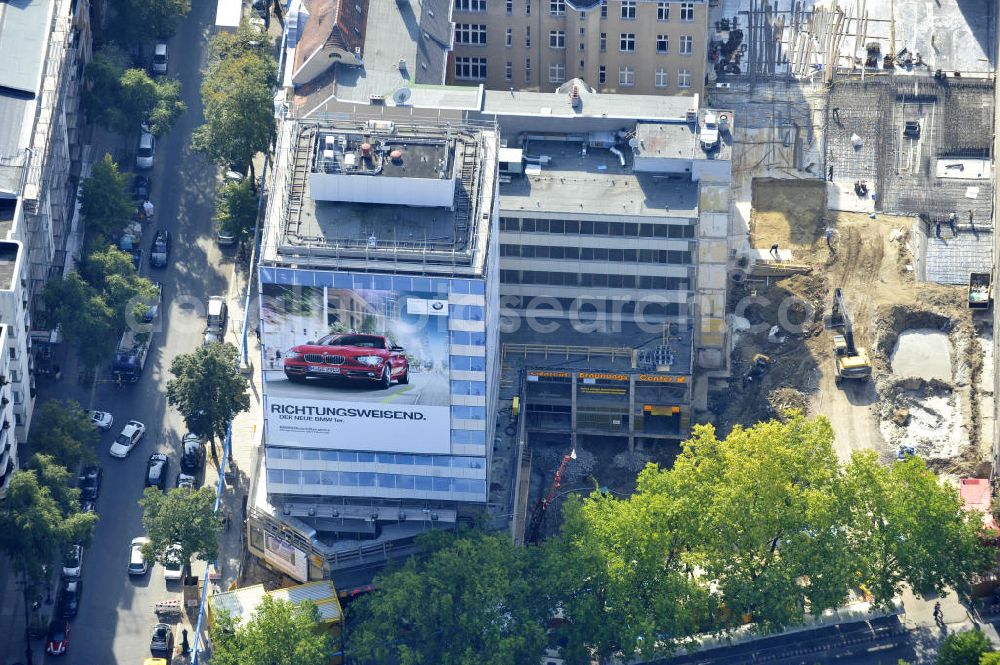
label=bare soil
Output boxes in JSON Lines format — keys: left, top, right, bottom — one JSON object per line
{"left": 750, "top": 179, "right": 828, "bottom": 250}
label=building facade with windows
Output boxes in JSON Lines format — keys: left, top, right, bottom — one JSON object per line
{"left": 448, "top": 0, "right": 708, "bottom": 97}
{"left": 250, "top": 115, "right": 501, "bottom": 577}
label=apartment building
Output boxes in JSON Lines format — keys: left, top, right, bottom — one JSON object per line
{"left": 249, "top": 116, "right": 500, "bottom": 578}
{"left": 448, "top": 0, "right": 708, "bottom": 97}
{"left": 0, "top": 0, "right": 94, "bottom": 492}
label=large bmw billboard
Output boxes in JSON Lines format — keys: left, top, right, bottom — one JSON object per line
{"left": 260, "top": 269, "right": 452, "bottom": 454}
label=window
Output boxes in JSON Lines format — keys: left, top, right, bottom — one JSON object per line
{"left": 599, "top": 33, "right": 607, "bottom": 50}
{"left": 455, "top": 56, "right": 487, "bottom": 79}
{"left": 549, "top": 63, "right": 565, "bottom": 82}
{"left": 598, "top": 64, "right": 606, "bottom": 83}
{"left": 506, "top": 0, "right": 512, "bottom": 12}
{"left": 678, "top": 68, "right": 692, "bottom": 87}
{"left": 455, "top": 24, "right": 487, "bottom": 45}
{"left": 620, "top": 0, "right": 635, "bottom": 18}
{"left": 619, "top": 33, "right": 635, "bottom": 52}
{"left": 657, "top": 1, "right": 669, "bottom": 20}
{"left": 656, "top": 34, "right": 668, "bottom": 53}
{"left": 680, "top": 1, "right": 694, "bottom": 20}
{"left": 580, "top": 42, "right": 585, "bottom": 51}
{"left": 506, "top": 27, "right": 512, "bottom": 46}
{"left": 580, "top": 27, "right": 586, "bottom": 36}
{"left": 680, "top": 35, "right": 693, "bottom": 54}
{"left": 600, "top": 0, "right": 607, "bottom": 16}
{"left": 525, "top": 26, "right": 531, "bottom": 47}
{"left": 525, "top": 57, "right": 531, "bottom": 82}
{"left": 526, "top": 0, "right": 531, "bottom": 14}
{"left": 619, "top": 65, "right": 634, "bottom": 86}
{"left": 550, "top": 0, "right": 565, "bottom": 14}
{"left": 655, "top": 67, "right": 668, "bottom": 87}
{"left": 454, "top": 0, "right": 486, "bottom": 11}
{"left": 506, "top": 61, "right": 513, "bottom": 80}
{"left": 549, "top": 30, "right": 565, "bottom": 48}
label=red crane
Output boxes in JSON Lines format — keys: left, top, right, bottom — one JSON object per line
{"left": 526, "top": 449, "right": 576, "bottom": 543}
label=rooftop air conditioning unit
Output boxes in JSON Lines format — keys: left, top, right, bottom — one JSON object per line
{"left": 369, "top": 95, "right": 386, "bottom": 105}
{"left": 686, "top": 109, "right": 698, "bottom": 123}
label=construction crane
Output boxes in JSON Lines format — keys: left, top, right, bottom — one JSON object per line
{"left": 525, "top": 449, "right": 576, "bottom": 543}
{"left": 826, "top": 288, "right": 872, "bottom": 385}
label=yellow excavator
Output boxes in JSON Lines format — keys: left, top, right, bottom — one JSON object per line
{"left": 827, "top": 288, "right": 872, "bottom": 385}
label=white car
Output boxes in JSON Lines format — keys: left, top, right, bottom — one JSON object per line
{"left": 88, "top": 410, "right": 113, "bottom": 432}
{"left": 129, "top": 537, "right": 151, "bottom": 575}
{"left": 136, "top": 131, "right": 156, "bottom": 170}
{"left": 152, "top": 42, "right": 168, "bottom": 74}
{"left": 62, "top": 543, "right": 83, "bottom": 578}
{"left": 163, "top": 543, "right": 184, "bottom": 581}
{"left": 110, "top": 420, "right": 146, "bottom": 458}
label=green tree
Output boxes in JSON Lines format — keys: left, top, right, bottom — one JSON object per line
{"left": 211, "top": 596, "right": 334, "bottom": 665}
{"left": 348, "top": 532, "right": 549, "bottom": 665}
{"left": 113, "top": 0, "right": 192, "bottom": 42}
{"left": 82, "top": 49, "right": 129, "bottom": 129}
{"left": 139, "top": 486, "right": 222, "bottom": 572}
{"left": 980, "top": 653, "right": 1000, "bottom": 664}
{"left": 116, "top": 68, "right": 186, "bottom": 137}
{"left": 936, "top": 629, "right": 993, "bottom": 665}
{"left": 78, "top": 245, "right": 159, "bottom": 325}
{"left": 841, "top": 452, "right": 991, "bottom": 604}
{"left": 0, "top": 468, "right": 97, "bottom": 581}
{"left": 43, "top": 273, "right": 118, "bottom": 371}
{"left": 166, "top": 342, "right": 250, "bottom": 456}
{"left": 28, "top": 400, "right": 100, "bottom": 468}
{"left": 194, "top": 47, "right": 277, "bottom": 180}
{"left": 213, "top": 180, "right": 258, "bottom": 241}
{"left": 79, "top": 154, "right": 133, "bottom": 240}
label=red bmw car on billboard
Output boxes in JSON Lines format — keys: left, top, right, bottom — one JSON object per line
{"left": 284, "top": 334, "right": 409, "bottom": 389}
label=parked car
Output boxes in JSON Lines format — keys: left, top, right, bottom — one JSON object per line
{"left": 59, "top": 579, "right": 82, "bottom": 618}
{"left": 180, "top": 434, "right": 205, "bottom": 472}
{"left": 110, "top": 420, "right": 146, "bottom": 458}
{"left": 163, "top": 544, "right": 183, "bottom": 581}
{"left": 78, "top": 465, "right": 102, "bottom": 500}
{"left": 284, "top": 334, "right": 409, "bottom": 388}
{"left": 150, "top": 622, "right": 174, "bottom": 653}
{"left": 132, "top": 175, "right": 150, "bottom": 201}
{"left": 150, "top": 230, "right": 170, "bottom": 268}
{"left": 62, "top": 544, "right": 83, "bottom": 579}
{"left": 175, "top": 472, "right": 196, "bottom": 489}
{"left": 79, "top": 499, "right": 96, "bottom": 514}
{"left": 142, "top": 281, "right": 162, "bottom": 323}
{"left": 136, "top": 131, "right": 156, "bottom": 170}
{"left": 87, "top": 410, "right": 113, "bottom": 432}
{"left": 46, "top": 620, "right": 70, "bottom": 655}
{"left": 129, "top": 536, "right": 151, "bottom": 575}
{"left": 145, "top": 453, "right": 169, "bottom": 490}
{"left": 203, "top": 296, "right": 228, "bottom": 344}
{"left": 151, "top": 43, "right": 168, "bottom": 74}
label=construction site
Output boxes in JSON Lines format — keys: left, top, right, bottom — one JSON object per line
{"left": 701, "top": 0, "right": 996, "bottom": 477}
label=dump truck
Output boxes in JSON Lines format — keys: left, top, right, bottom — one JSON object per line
{"left": 969, "top": 272, "right": 993, "bottom": 310}
{"left": 113, "top": 329, "right": 151, "bottom": 384}
{"left": 827, "top": 288, "right": 872, "bottom": 385}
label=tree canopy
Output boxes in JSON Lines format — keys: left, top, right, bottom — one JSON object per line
{"left": 84, "top": 54, "right": 185, "bottom": 137}
{"left": 211, "top": 596, "right": 335, "bottom": 665}
{"left": 214, "top": 179, "right": 258, "bottom": 241}
{"left": 29, "top": 400, "right": 100, "bottom": 468}
{"left": 43, "top": 273, "right": 118, "bottom": 371}
{"left": 348, "top": 532, "right": 549, "bottom": 665}
{"left": 110, "top": 0, "right": 192, "bottom": 42}
{"left": 79, "top": 154, "right": 133, "bottom": 241}
{"left": 139, "top": 486, "right": 222, "bottom": 569}
{"left": 166, "top": 342, "right": 250, "bottom": 448}
{"left": 936, "top": 629, "right": 994, "bottom": 665}
{"left": 347, "top": 414, "right": 992, "bottom": 665}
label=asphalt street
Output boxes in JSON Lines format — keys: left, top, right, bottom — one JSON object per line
{"left": 39, "top": 0, "right": 233, "bottom": 661}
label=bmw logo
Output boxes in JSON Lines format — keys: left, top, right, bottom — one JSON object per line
{"left": 431, "top": 301, "right": 444, "bottom": 311}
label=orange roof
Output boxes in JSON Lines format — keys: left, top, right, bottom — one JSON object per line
{"left": 960, "top": 478, "right": 998, "bottom": 532}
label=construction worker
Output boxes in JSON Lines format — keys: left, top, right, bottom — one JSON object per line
{"left": 770, "top": 243, "right": 780, "bottom": 259}
{"left": 948, "top": 212, "right": 958, "bottom": 236}
{"left": 825, "top": 227, "right": 835, "bottom": 249}
{"left": 935, "top": 220, "right": 942, "bottom": 239}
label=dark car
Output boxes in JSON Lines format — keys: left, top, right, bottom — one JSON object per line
{"left": 78, "top": 465, "right": 102, "bottom": 501}
{"left": 132, "top": 175, "right": 150, "bottom": 201}
{"left": 150, "top": 622, "right": 174, "bottom": 653}
{"left": 59, "top": 579, "right": 82, "bottom": 618}
{"left": 79, "top": 499, "right": 96, "bottom": 514}
{"left": 283, "top": 334, "right": 409, "bottom": 389}
{"left": 144, "top": 453, "right": 169, "bottom": 490}
{"left": 142, "top": 281, "right": 162, "bottom": 323}
{"left": 150, "top": 230, "right": 170, "bottom": 268}
{"left": 46, "top": 619, "right": 70, "bottom": 655}
{"left": 180, "top": 434, "right": 205, "bottom": 473}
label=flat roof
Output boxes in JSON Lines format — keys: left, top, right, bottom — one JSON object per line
{"left": 209, "top": 581, "right": 343, "bottom": 625}
{"left": 267, "top": 118, "right": 496, "bottom": 274}
{"left": 0, "top": 241, "right": 18, "bottom": 291}
{"left": 499, "top": 141, "right": 699, "bottom": 218}
{"left": 0, "top": 0, "right": 51, "bottom": 95}
{"left": 634, "top": 115, "right": 734, "bottom": 163}
{"left": 480, "top": 84, "right": 697, "bottom": 122}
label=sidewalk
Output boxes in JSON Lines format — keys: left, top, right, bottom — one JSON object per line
{"left": 900, "top": 586, "right": 1000, "bottom": 663}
